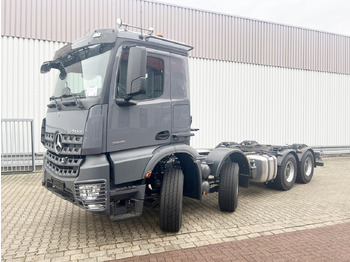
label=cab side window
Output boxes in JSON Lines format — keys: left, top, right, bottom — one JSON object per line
{"left": 116, "top": 52, "right": 164, "bottom": 100}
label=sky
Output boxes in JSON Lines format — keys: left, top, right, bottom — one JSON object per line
{"left": 156, "top": 0, "right": 350, "bottom": 36}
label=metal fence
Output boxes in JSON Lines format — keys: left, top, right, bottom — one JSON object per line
{"left": 312, "top": 146, "right": 350, "bottom": 156}
{"left": 1, "top": 119, "right": 35, "bottom": 173}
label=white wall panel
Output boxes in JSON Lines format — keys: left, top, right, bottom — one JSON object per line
{"left": 189, "top": 58, "right": 350, "bottom": 148}
{"left": 1, "top": 37, "right": 65, "bottom": 154}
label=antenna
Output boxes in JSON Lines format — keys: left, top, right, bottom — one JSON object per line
{"left": 140, "top": 0, "right": 143, "bottom": 36}
{"left": 116, "top": 18, "right": 154, "bottom": 36}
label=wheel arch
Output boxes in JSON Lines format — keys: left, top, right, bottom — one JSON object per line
{"left": 205, "top": 147, "right": 250, "bottom": 187}
{"left": 143, "top": 144, "right": 202, "bottom": 200}
{"left": 277, "top": 149, "right": 299, "bottom": 165}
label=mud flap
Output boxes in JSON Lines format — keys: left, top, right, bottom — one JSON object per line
{"left": 239, "top": 173, "right": 250, "bottom": 188}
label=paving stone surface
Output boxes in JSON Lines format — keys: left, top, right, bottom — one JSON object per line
{"left": 115, "top": 222, "right": 350, "bottom": 261}
{"left": 1, "top": 157, "right": 350, "bottom": 261}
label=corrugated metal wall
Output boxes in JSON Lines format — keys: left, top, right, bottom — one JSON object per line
{"left": 189, "top": 58, "right": 350, "bottom": 148}
{"left": 1, "top": 37, "right": 349, "bottom": 153}
{"left": 1, "top": 0, "right": 349, "bottom": 154}
{"left": 2, "top": 0, "right": 350, "bottom": 75}
{"left": 1, "top": 37, "right": 64, "bottom": 154}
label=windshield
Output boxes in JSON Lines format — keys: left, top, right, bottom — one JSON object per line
{"left": 52, "top": 44, "right": 112, "bottom": 98}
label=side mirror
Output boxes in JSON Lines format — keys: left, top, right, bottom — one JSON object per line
{"left": 40, "top": 61, "right": 52, "bottom": 74}
{"left": 126, "top": 47, "right": 147, "bottom": 96}
{"left": 40, "top": 61, "right": 67, "bottom": 80}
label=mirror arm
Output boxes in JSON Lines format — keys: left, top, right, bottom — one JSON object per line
{"left": 115, "top": 98, "right": 137, "bottom": 106}
{"left": 124, "top": 95, "right": 133, "bottom": 102}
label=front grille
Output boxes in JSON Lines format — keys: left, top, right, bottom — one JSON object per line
{"left": 75, "top": 182, "right": 107, "bottom": 210}
{"left": 45, "top": 151, "right": 84, "bottom": 177}
{"left": 44, "top": 132, "right": 83, "bottom": 155}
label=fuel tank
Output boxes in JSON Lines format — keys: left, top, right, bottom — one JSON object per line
{"left": 248, "top": 154, "right": 277, "bottom": 183}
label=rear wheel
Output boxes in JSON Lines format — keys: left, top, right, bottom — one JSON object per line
{"left": 218, "top": 161, "right": 239, "bottom": 212}
{"left": 273, "top": 154, "right": 297, "bottom": 191}
{"left": 159, "top": 167, "right": 184, "bottom": 232}
{"left": 297, "top": 151, "right": 314, "bottom": 184}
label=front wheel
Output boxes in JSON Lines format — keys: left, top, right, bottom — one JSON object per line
{"left": 218, "top": 161, "right": 239, "bottom": 212}
{"left": 273, "top": 153, "right": 297, "bottom": 191}
{"left": 297, "top": 151, "right": 314, "bottom": 184}
{"left": 159, "top": 167, "right": 184, "bottom": 232}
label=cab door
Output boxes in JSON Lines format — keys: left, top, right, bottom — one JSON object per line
{"left": 107, "top": 46, "right": 171, "bottom": 152}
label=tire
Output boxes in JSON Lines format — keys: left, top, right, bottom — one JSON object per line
{"left": 297, "top": 151, "right": 314, "bottom": 184}
{"left": 218, "top": 161, "right": 239, "bottom": 212}
{"left": 159, "top": 167, "right": 184, "bottom": 232}
{"left": 273, "top": 153, "right": 297, "bottom": 191}
{"left": 264, "top": 181, "right": 275, "bottom": 189}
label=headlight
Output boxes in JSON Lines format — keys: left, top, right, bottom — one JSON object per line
{"left": 78, "top": 184, "right": 102, "bottom": 201}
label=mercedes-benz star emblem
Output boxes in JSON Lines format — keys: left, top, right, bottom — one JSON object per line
{"left": 54, "top": 132, "right": 63, "bottom": 154}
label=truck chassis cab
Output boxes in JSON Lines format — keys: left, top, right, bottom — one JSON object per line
{"left": 41, "top": 26, "right": 323, "bottom": 232}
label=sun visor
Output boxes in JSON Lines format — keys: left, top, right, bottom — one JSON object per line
{"left": 53, "top": 29, "right": 118, "bottom": 60}
{"left": 72, "top": 29, "right": 118, "bottom": 50}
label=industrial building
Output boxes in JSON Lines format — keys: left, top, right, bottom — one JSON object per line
{"left": 1, "top": 0, "right": 349, "bottom": 167}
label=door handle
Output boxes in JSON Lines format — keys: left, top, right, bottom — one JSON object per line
{"left": 155, "top": 130, "right": 170, "bottom": 140}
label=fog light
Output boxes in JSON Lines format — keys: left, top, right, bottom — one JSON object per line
{"left": 78, "top": 184, "right": 102, "bottom": 201}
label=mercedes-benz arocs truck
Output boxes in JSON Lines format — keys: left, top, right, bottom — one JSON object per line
{"left": 40, "top": 22, "right": 323, "bottom": 232}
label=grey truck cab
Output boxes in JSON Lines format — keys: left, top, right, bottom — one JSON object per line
{"left": 41, "top": 24, "right": 322, "bottom": 232}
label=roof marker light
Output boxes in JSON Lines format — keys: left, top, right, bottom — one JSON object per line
{"left": 116, "top": 18, "right": 123, "bottom": 28}
{"left": 93, "top": 32, "right": 101, "bottom": 38}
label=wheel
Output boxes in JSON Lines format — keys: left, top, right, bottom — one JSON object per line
{"left": 218, "top": 161, "right": 239, "bottom": 212}
{"left": 297, "top": 151, "right": 314, "bottom": 184}
{"left": 159, "top": 167, "right": 184, "bottom": 232}
{"left": 273, "top": 153, "right": 297, "bottom": 191}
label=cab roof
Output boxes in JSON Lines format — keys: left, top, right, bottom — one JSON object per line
{"left": 54, "top": 28, "right": 193, "bottom": 60}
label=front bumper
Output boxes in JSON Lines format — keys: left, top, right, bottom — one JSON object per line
{"left": 43, "top": 153, "right": 111, "bottom": 213}
{"left": 42, "top": 152, "right": 146, "bottom": 218}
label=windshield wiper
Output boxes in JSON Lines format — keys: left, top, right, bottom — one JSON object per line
{"left": 61, "top": 93, "right": 85, "bottom": 109}
{"left": 59, "top": 83, "right": 85, "bottom": 109}
{"left": 48, "top": 96, "right": 62, "bottom": 110}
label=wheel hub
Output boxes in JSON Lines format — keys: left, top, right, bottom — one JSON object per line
{"left": 304, "top": 157, "right": 313, "bottom": 177}
{"left": 285, "top": 161, "right": 295, "bottom": 183}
